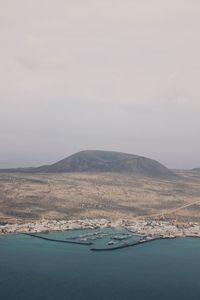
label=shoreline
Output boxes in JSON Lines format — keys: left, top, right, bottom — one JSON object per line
{"left": 1, "top": 218, "right": 200, "bottom": 238}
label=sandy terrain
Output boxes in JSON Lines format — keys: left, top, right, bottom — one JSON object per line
{"left": 0, "top": 171, "right": 200, "bottom": 224}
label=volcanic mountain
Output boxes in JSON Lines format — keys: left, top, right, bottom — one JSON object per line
{"left": 1, "top": 150, "right": 177, "bottom": 178}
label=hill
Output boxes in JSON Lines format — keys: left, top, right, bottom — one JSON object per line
{"left": 0, "top": 150, "right": 176, "bottom": 178}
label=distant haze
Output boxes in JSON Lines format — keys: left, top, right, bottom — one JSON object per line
{"left": 0, "top": 0, "right": 200, "bottom": 169}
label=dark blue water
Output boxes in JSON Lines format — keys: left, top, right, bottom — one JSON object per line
{"left": 1, "top": 230, "right": 200, "bottom": 300}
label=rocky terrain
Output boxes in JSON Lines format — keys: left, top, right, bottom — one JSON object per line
{"left": 0, "top": 170, "right": 200, "bottom": 225}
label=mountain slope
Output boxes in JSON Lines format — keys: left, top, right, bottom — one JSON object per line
{"left": 0, "top": 150, "right": 176, "bottom": 178}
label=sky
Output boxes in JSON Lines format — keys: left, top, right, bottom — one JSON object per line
{"left": 0, "top": 0, "right": 200, "bottom": 169}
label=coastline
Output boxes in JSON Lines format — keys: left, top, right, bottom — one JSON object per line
{"left": 1, "top": 218, "right": 200, "bottom": 238}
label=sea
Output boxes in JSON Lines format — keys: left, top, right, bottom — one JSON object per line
{"left": 0, "top": 228, "right": 200, "bottom": 300}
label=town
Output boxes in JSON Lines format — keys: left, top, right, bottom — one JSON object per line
{"left": 1, "top": 218, "right": 200, "bottom": 238}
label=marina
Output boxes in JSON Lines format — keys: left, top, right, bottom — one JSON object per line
{"left": 23, "top": 229, "right": 174, "bottom": 252}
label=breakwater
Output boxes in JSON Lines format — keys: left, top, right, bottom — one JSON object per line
{"left": 90, "top": 237, "right": 163, "bottom": 251}
{"left": 23, "top": 233, "right": 92, "bottom": 245}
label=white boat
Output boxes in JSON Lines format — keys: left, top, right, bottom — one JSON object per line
{"left": 108, "top": 241, "right": 114, "bottom": 245}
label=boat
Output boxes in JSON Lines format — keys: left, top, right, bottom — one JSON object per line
{"left": 112, "top": 234, "right": 132, "bottom": 241}
{"left": 108, "top": 241, "right": 114, "bottom": 245}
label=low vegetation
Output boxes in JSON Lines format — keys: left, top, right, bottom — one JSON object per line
{"left": 1, "top": 171, "right": 200, "bottom": 224}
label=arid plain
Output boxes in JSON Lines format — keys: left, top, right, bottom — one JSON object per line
{"left": 1, "top": 170, "right": 200, "bottom": 225}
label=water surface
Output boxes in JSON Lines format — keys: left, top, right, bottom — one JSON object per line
{"left": 0, "top": 230, "right": 200, "bottom": 300}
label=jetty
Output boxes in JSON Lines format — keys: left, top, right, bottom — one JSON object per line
{"left": 23, "top": 233, "right": 93, "bottom": 245}
{"left": 90, "top": 236, "right": 163, "bottom": 251}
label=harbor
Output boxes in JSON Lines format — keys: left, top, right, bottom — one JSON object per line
{"left": 22, "top": 228, "right": 177, "bottom": 252}
{"left": 1, "top": 230, "right": 200, "bottom": 300}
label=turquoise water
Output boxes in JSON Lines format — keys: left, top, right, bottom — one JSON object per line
{"left": 0, "top": 230, "right": 200, "bottom": 300}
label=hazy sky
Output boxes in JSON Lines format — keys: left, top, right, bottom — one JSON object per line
{"left": 0, "top": 0, "right": 200, "bottom": 169}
